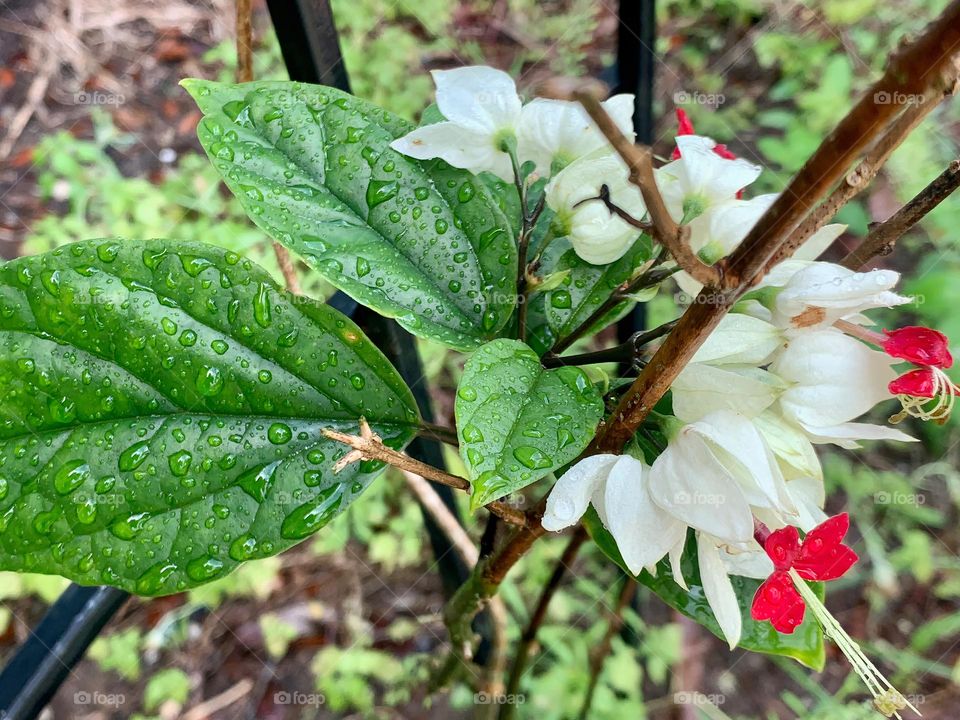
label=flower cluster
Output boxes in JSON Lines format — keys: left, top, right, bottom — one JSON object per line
{"left": 391, "top": 66, "right": 945, "bottom": 716}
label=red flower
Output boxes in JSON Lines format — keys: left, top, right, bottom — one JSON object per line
{"left": 750, "top": 514, "right": 858, "bottom": 633}
{"left": 882, "top": 326, "right": 953, "bottom": 368}
{"left": 889, "top": 367, "right": 937, "bottom": 398}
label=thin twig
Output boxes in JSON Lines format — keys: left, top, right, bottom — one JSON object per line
{"left": 417, "top": 421, "right": 460, "bottom": 446}
{"left": 575, "top": 94, "right": 722, "bottom": 288}
{"left": 767, "top": 81, "right": 957, "bottom": 270}
{"left": 542, "top": 321, "right": 677, "bottom": 369}
{"left": 323, "top": 420, "right": 527, "bottom": 526}
{"left": 842, "top": 158, "right": 960, "bottom": 268}
{"left": 183, "top": 679, "right": 254, "bottom": 720}
{"left": 548, "top": 261, "right": 676, "bottom": 356}
{"left": 501, "top": 527, "right": 588, "bottom": 718}
{"left": 236, "top": 0, "right": 301, "bottom": 293}
{"left": 578, "top": 576, "right": 638, "bottom": 720}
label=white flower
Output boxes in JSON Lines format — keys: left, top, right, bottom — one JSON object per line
{"left": 542, "top": 455, "right": 686, "bottom": 575}
{"left": 655, "top": 135, "right": 761, "bottom": 222}
{"left": 517, "top": 94, "right": 635, "bottom": 176}
{"left": 545, "top": 153, "right": 646, "bottom": 264}
{"left": 691, "top": 313, "right": 785, "bottom": 366}
{"left": 390, "top": 66, "right": 522, "bottom": 180}
{"left": 769, "top": 329, "right": 916, "bottom": 447}
{"left": 650, "top": 410, "right": 797, "bottom": 543}
{"left": 769, "top": 261, "right": 912, "bottom": 330}
{"left": 675, "top": 193, "right": 846, "bottom": 297}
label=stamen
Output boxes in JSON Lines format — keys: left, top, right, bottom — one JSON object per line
{"left": 788, "top": 569, "right": 919, "bottom": 718}
{"left": 891, "top": 367, "right": 958, "bottom": 424}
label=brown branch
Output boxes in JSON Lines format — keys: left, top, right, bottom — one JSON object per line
{"left": 578, "top": 577, "right": 638, "bottom": 720}
{"left": 721, "top": 4, "right": 960, "bottom": 289}
{"left": 591, "top": 1, "right": 960, "bottom": 452}
{"left": 842, "top": 158, "right": 960, "bottom": 268}
{"left": 273, "top": 242, "right": 302, "bottom": 294}
{"left": 575, "top": 94, "right": 722, "bottom": 288}
{"left": 765, "top": 84, "right": 952, "bottom": 270}
{"left": 322, "top": 421, "right": 527, "bottom": 527}
{"left": 501, "top": 527, "right": 588, "bottom": 718}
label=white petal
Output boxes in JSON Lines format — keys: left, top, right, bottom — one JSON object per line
{"left": 603, "top": 457, "right": 687, "bottom": 575}
{"left": 674, "top": 135, "right": 762, "bottom": 208}
{"left": 390, "top": 122, "right": 512, "bottom": 179}
{"left": 672, "top": 364, "right": 782, "bottom": 422}
{"left": 692, "top": 411, "right": 797, "bottom": 517}
{"left": 698, "top": 534, "right": 742, "bottom": 649}
{"left": 786, "top": 477, "right": 827, "bottom": 532}
{"left": 720, "top": 540, "right": 774, "bottom": 580}
{"left": 669, "top": 535, "right": 688, "bottom": 590}
{"left": 772, "top": 330, "right": 897, "bottom": 428}
{"left": 693, "top": 313, "right": 783, "bottom": 366}
{"left": 432, "top": 66, "right": 521, "bottom": 134}
{"left": 687, "top": 194, "right": 777, "bottom": 258}
{"left": 798, "top": 421, "right": 917, "bottom": 447}
{"left": 542, "top": 454, "right": 618, "bottom": 531}
{"left": 753, "top": 410, "right": 822, "bottom": 481}
{"left": 649, "top": 424, "right": 754, "bottom": 543}
{"left": 517, "top": 94, "right": 635, "bottom": 174}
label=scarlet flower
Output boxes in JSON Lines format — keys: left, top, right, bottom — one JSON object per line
{"left": 750, "top": 514, "right": 858, "bottom": 633}
{"left": 671, "top": 108, "right": 737, "bottom": 161}
{"left": 882, "top": 326, "right": 953, "bottom": 368}
{"left": 888, "top": 367, "right": 937, "bottom": 399}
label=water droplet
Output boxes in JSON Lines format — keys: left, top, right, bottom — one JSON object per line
{"left": 513, "top": 446, "right": 552, "bottom": 470}
{"left": 258, "top": 369, "right": 273, "bottom": 384}
{"left": 168, "top": 450, "right": 193, "bottom": 477}
{"left": 49, "top": 396, "right": 77, "bottom": 423}
{"left": 461, "top": 424, "right": 484, "bottom": 443}
{"left": 280, "top": 486, "right": 343, "bottom": 539}
{"left": 551, "top": 290, "right": 572, "bottom": 309}
{"left": 350, "top": 374, "right": 365, "bottom": 390}
{"left": 54, "top": 460, "right": 90, "bottom": 495}
{"left": 229, "top": 534, "right": 259, "bottom": 561}
{"left": 136, "top": 562, "right": 178, "bottom": 594}
{"left": 119, "top": 441, "right": 151, "bottom": 471}
{"left": 0, "top": 476, "right": 7, "bottom": 501}
{"left": 96, "top": 242, "right": 120, "bottom": 262}
{"left": 161, "top": 317, "right": 178, "bottom": 335}
{"left": 237, "top": 461, "right": 280, "bottom": 502}
{"left": 356, "top": 257, "right": 371, "bottom": 277}
{"left": 40, "top": 269, "right": 61, "bottom": 297}
{"left": 458, "top": 386, "right": 477, "bottom": 402}
{"left": 75, "top": 497, "right": 98, "bottom": 525}
{"left": 267, "top": 423, "right": 292, "bottom": 445}
{"left": 186, "top": 555, "right": 224, "bottom": 582}
{"left": 196, "top": 366, "right": 224, "bottom": 396}
{"left": 457, "top": 182, "right": 475, "bottom": 203}
{"left": 211, "top": 339, "right": 229, "bottom": 355}
{"left": 253, "top": 282, "right": 272, "bottom": 328}
{"left": 366, "top": 179, "right": 399, "bottom": 208}
{"left": 180, "top": 255, "right": 214, "bottom": 277}
{"left": 435, "top": 219, "right": 448, "bottom": 234}
{"left": 179, "top": 329, "right": 198, "bottom": 347}
{"left": 110, "top": 511, "right": 150, "bottom": 540}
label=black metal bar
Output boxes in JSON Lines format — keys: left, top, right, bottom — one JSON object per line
{"left": 0, "top": 586, "right": 128, "bottom": 719}
{"left": 614, "top": 0, "right": 657, "bottom": 357}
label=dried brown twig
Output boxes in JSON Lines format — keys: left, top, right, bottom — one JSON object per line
{"left": 323, "top": 420, "right": 528, "bottom": 527}
{"left": 842, "top": 159, "right": 960, "bottom": 269}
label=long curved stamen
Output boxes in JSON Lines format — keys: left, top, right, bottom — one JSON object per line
{"left": 892, "top": 367, "right": 958, "bottom": 423}
{"left": 789, "top": 569, "right": 919, "bottom": 718}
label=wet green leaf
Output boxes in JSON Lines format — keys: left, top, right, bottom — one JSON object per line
{"left": 0, "top": 239, "right": 418, "bottom": 595}
{"left": 526, "top": 236, "right": 653, "bottom": 355}
{"left": 584, "top": 510, "right": 826, "bottom": 669}
{"left": 183, "top": 79, "right": 517, "bottom": 350}
{"left": 455, "top": 339, "right": 603, "bottom": 508}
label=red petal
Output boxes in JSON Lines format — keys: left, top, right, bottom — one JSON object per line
{"left": 712, "top": 143, "right": 737, "bottom": 160}
{"left": 889, "top": 368, "right": 937, "bottom": 398}
{"left": 676, "top": 108, "right": 695, "bottom": 136}
{"left": 795, "top": 513, "right": 858, "bottom": 581}
{"left": 764, "top": 526, "right": 800, "bottom": 571}
{"left": 882, "top": 326, "right": 953, "bottom": 368}
{"left": 751, "top": 572, "right": 806, "bottom": 633}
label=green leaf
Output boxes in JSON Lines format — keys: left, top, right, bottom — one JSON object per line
{"left": 584, "top": 510, "right": 825, "bottom": 669}
{"left": 183, "top": 79, "right": 517, "bottom": 350}
{"left": 455, "top": 339, "right": 603, "bottom": 508}
{"left": 0, "top": 238, "right": 418, "bottom": 594}
{"left": 526, "top": 236, "right": 653, "bottom": 355}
